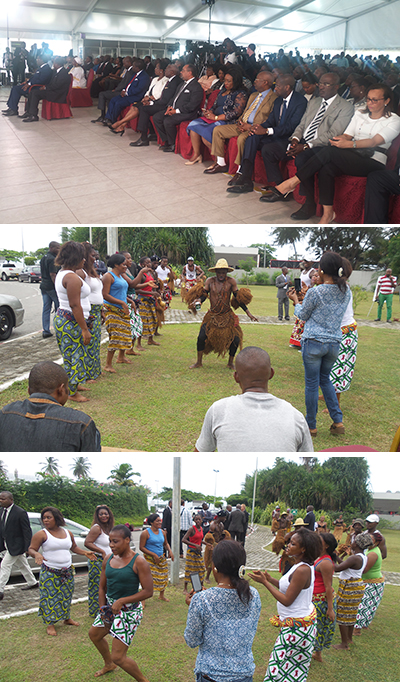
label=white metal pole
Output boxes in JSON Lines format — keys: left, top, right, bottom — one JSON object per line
{"left": 171, "top": 457, "right": 181, "bottom": 586}
{"left": 107, "top": 227, "right": 119, "bottom": 256}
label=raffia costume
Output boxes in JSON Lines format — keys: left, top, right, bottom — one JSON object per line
{"left": 186, "top": 279, "right": 252, "bottom": 358}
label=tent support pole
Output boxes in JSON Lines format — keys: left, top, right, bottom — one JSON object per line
{"left": 343, "top": 20, "right": 348, "bottom": 54}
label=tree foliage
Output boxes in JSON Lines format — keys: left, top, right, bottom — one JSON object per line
{"left": 0, "top": 249, "right": 24, "bottom": 262}
{"left": 270, "top": 227, "right": 306, "bottom": 259}
{"left": 70, "top": 457, "right": 92, "bottom": 479}
{"left": 304, "top": 228, "right": 390, "bottom": 269}
{"left": 249, "top": 243, "right": 276, "bottom": 266}
{"left": 40, "top": 457, "right": 60, "bottom": 476}
{"left": 388, "top": 234, "right": 400, "bottom": 273}
{"left": 241, "top": 457, "right": 372, "bottom": 511}
{"left": 108, "top": 463, "right": 140, "bottom": 487}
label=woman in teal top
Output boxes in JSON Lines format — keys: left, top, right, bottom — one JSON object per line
{"left": 89, "top": 525, "right": 153, "bottom": 679}
{"left": 354, "top": 531, "right": 385, "bottom": 635}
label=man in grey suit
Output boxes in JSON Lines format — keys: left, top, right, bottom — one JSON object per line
{"left": 280, "top": 73, "right": 353, "bottom": 220}
{"left": 275, "top": 267, "right": 292, "bottom": 320}
{"left": 91, "top": 56, "right": 133, "bottom": 123}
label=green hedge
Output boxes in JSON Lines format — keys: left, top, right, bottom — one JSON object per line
{"left": 0, "top": 475, "right": 148, "bottom": 526}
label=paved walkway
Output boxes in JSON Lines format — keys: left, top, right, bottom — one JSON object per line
{"left": 1, "top": 308, "right": 397, "bottom": 389}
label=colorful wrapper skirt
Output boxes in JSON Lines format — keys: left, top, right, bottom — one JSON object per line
{"left": 289, "top": 317, "right": 305, "bottom": 347}
{"left": 336, "top": 577, "right": 365, "bottom": 625}
{"left": 104, "top": 303, "right": 132, "bottom": 351}
{"left": 355, "top": 580, "right": 385, "bottom": 629}
{"left": 312, "top": 594, "right": 336, "bottom": 651}
{"left": 88, "top": 555, "right": 103, "bottom": 617}
{"left": 144, "top": 554, "right": 168, "bottom": 592}
{"left": 184, "top": 547, "right": 205, "bottom": 582}
{"left": 38, "top": 563, "right": 75, "bottom": 624}
{"left": 329, "top": 324, "right": 358, "bottom": 393}
{"left": 86, "top": 304, "right": 102, "bottom": 380}
{"left": 128, "top": 303, "right": 143, "bottom": 339}
{"left": 138, "top": 296, "right": 157, "bottom": 337}
{"left": 92, "top": 598, "right": 143, "bottom": 647}
{"left": 264, "top": 608, "right": 317, "bottom": 682}
{"left": 54, "top": 309, "right": 88, "bottom": 395}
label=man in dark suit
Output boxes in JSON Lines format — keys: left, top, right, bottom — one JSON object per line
{"left": 23, "top": 56, "right": 71, "bottom": 123}
{"left": 91, "top": 56, "right": 134, "bottom": 123}
{"left": 152, "top": 63, "right": 203, "bottom": 152}
{"left": 90, "top": 54, "right": 113, "bottom": 97}
{"left": 162, "top": 500, "right": 172, "bottom": 546}
{"left": 0, "top": 491, "right": 38, "bottom": 599}
{"left": 2, "top": 55, "right": 52, "bottom": 116}
{"left": 104, "top": 59, "right": 150, "bottom": 125}
{"left": 228, "top": 504, "right": 245, "bottom": 542}
{"left": 364, "top": 146, "right": 400, "bottom": 223}
{"left": 227, "top": 75, "right": 307, "bottom": 193}
{"left": 130, "top": 63, "right": 182, "bottom": 146}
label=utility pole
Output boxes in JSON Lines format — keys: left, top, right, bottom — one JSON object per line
{"left": 171, "top": 457, "right": 181, "bottom": 586}
{"left": 107, "top": 227, "right": 118, "bottom": 256}
{"left": 251, "top": 457, "right": 258, "bottom": 526}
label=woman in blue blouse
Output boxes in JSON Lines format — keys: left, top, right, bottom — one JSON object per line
{"left": 288, "top": 251, "right": 351, "bottom": 437}
{"left": 185, "top": 67, "right": 248, "bottom": 166}
{"left": 184, "top": 540, "right": 261, "bottom": 682}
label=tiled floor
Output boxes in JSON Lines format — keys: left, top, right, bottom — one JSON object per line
{"left": 0, "top": 90, "right": 299, "bottom": 225}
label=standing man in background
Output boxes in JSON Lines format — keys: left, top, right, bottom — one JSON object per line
{"left": 0, "top": 491, "right": 38, "bottom": 600}
{"left": 275, "top": 267, "right": 292, "bottom": 321}
{"left": 40, "top": 240, "right": 60, "bottom": 338}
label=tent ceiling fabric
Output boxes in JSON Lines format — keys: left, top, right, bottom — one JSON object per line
{"left": 4, "top": 0, "right": 400, "bottom": 49}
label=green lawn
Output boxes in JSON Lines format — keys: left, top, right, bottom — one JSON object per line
{"left": 0, "top": 287, "right": 398, "bottom": 451}
{"left": 1, "top": 576, "right": 399, "bottom": 682}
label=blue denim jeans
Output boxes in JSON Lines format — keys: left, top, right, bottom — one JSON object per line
{"left": 41, "top": 289, "right": 59, "bottom": 333}
{"left": 196, "top": 675, "right": 252, "bottom": 682}
{"left": 301, "top": 338, "right": 343, "bottom": 429}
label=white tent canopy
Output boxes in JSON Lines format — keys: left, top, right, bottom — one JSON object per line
{"left": 2, "top": 0, "right": 400, "bottom": 53}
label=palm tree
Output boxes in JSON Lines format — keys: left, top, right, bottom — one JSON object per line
{"left": 108, "top": 463, "right": 140, "bottom": 487}
{"left": 40, "top": 457, "right": 60, "bottom": 475}
{"left": 271, "top": 227, "right": 306, "bottom": 260}
{"left": 70, "top": 457, "right": 91, "bottom": 479}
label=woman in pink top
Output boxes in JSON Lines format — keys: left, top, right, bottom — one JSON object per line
{"left": 183, "top": 514, "right": 205, "bottom": 593}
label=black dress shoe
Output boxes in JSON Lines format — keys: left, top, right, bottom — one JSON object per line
{"left": 290, "top": 204, "right": 316, "bottom": 220}
{"left": 2, "top": 109, "right": 17, "bottom": 116}
{"left": 103, "top": 119, "right": 112, "bottom": 127}
{"left": 91, "top": 115, "right": 104, "bottom": 123}
{"left": 227, "top": 173, "right": 241, "bottom": 186}
{"left": 147, "top": 134, "right": 157, "bottom": 141}
{"left": 162, "top": 144, "right": 175, "bottom": 152}
{"left": 285, "top": 316, "right": 290, "bottom": 320}
{"left": 42, "top": 331, "right": 53, "bottom": 338}
{"left": 19, "top": 112, "right": 30, "bottom": 119}
{"left": 226, "top": 179, "right": 253, "bottom": 193}
{"left": 203, "top": 164, "right": 228, "bottom": 175}
{"left": 21, "top": 583, "right": 39, "bottom": 591}
{"left": 22, "top": 115, "right": 39, "bottom": 123}
{"left": 259, "top": 189, "right": 290, "bottom": 203}
{"left": 130, "top": 139, "right": 149, "bottom": 147}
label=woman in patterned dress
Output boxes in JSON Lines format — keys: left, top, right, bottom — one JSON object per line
{"left": 354, "top": 530, "right": 385, "bottom": 636}
{"left": 89, "top": 525, "right": 153, "bottom": 679}
{"left": 289, "top": 262, "right": 317, "bottom": 349}
{"left": 312, "top": 532, "right": 337, "bottom": 662}
{"left": 28, "top": 506, "right": 95, "bottom": 636}
{"left": 185, "top": 540, "right": 261, "bottom": 682}
{"left": 250, "top": 529, "right": 321, "bottom": 682}
{"left": 84, "top": 505, "right": 115, "bottom": 617}
{"left": 139, "top": 513, "right": 174, "bottom": 602}
{"left": 183, "top": 514, "right": 205, "bottom": 593}
{"left": 78, "top": 242, "right": 104, "bottom": 382}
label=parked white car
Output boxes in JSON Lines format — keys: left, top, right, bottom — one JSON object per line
{"left": 0, "top": 294, "right": 24, "bottom": 340}
{"left": 0, "top": 263, "right": 23, "bottom": 280}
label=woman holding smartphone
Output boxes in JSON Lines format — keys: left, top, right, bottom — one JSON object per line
{"left": 183, "top": 514, "right": 205, "bottom": 594}
{"left": 185, "top": 540, "right": 261, "bottom": 682}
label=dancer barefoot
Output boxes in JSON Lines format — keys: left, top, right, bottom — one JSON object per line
{"left": 89, "top": 525, "right": 153, "bottom": 680}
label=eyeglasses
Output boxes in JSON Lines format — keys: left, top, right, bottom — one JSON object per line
{"left": 366, "top": 97, "right": 385, "bottom": 103}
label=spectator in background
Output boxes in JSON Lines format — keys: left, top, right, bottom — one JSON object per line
{"left": 180, "top": 499, "right": 193, "bottom": 558}
{"left": 162, "top": 500, "right": 172, "bottom": 547}
{"left": 304, "top": 505, "right": 316, "bottom": 531}
{"left": 241, "top": 504, "right": 249, "bottom": 545}
{"left": 40, "top": 241, "right": 60, "bottom": 338}
{"left": 0, "top": 491, "right": 38, "bottom": 600}
{"left": 374, "top": 268, "right": 397, "bottom": 323}
{"left": 275, "top": 267, "right": 292, "bottom": 321}
{"left": 94, "top": 252, "right": 107, "bottom": 277}
{"left": 198, "top": 502, "right": 213, "bottom": 537}
{"left": 228, "top": 504, "right": 245, "bottom": 543}
{"left": 365, "top": 514, "right": 387, "bottom": 559}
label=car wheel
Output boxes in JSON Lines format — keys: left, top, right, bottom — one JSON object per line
{"left": 0, "top": 307, "right": 14, "bottom": 341}
{"left": 1, "top": 273, "right": 7, "bottom": 281}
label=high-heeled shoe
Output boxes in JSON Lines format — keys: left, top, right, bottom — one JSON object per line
{"left": 110, "top": 127, "right": 125, "bottom": 136}
{"left": 185, "top": 155, "right": 202, "bottom": 166}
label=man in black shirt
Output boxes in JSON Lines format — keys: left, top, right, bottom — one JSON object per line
{"left": 39, "top": 241, "right": 60, "bottom": 338}
{"left": 303, "top": 505, "right": 316, "bottom": 531}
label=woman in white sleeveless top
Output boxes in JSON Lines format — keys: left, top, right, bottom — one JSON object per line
{"left": 28, "top": 506, "right": 95, "bottom": 637}
{"left": 84, "top": 505, "right": 114, "bottom": 617}
{"left": 250, "top": 528, "right": 321, "bottom": 682}
{"left": 78, "top": 242, "right": 104, "bottom": 382}
{"left": 333, "top": 531, "right": 373, "bottom": 650}
{"left": 54, "top": 241, "right": 92, "bottom": 403}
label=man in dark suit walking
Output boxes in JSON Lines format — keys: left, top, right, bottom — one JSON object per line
{"left": 162, "top": 500, "right": 172, "bottom": 547}
{"left": 91, "top": 56, "right": 134, "bottom": 123}
{"left": 2, "top": 55, "right": 52, "bottom": 117}
{"left": 104, "top": 59, "right": 150, "bottom": 125}
{"left": 130, "top": 63, "right": 182, "bottom": 146}
{"left": 227, "top": 75, "right": 307, "bottom": 193}
{"left": 0, "top": 491, "right": 38, "bottom": 600}
{"left": 228, "top": 504, "right": 245, "bottom": 542}
{"left": 152, "top": 63, "right": 203, "bottom": 152}
{"left": 23, "top": 56, "right": 71, "bottom": 122}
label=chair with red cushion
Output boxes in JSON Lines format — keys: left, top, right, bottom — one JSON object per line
{"left": 70, "top": 69, "right": 94, "bottom": 107}
{"left": 41, "top": 74, "right": 73, "bottom": 120}
{"left": 174, "top": 91, "right": 207, "bottom": 158}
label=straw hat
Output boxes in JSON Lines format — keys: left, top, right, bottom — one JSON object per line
{"left": 209, "top": 258, "right": 234, "bottom": 272}
{"left": 293, "top": 518, "right": 306, "bottom": 527}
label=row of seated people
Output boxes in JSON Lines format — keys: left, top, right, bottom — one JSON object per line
{"left": 94, "top": 57, "right": 400, "bottom": 224}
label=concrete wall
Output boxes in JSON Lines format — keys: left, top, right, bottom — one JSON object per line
{"left": 229, "top": 268, "right": 379, "bottom": 290}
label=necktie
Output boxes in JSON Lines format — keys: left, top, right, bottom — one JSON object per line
{"left": 304, "top": 100, "right": 328, "bottom": 143}
{"left": 1, "top": 508, "right": 7, "bottom": 528}
{"left": 172, "top": 82, "right": 187, "bottom": 109}
{"left": 279, "top": 100, "right": 287, "bottom": 124}
{"left": 242, "top": 92, "right": 262, "bottom": 123}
